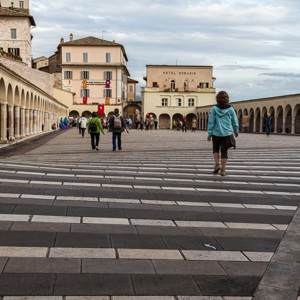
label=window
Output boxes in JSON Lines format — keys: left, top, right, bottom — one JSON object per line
{"left": 104, "top": 89, "right": 112, "bottom": 98}
{"left": 188, "top": 98, "right": 195, "bottom": 106}
{"left": 104, "top": 71, "right": 112, "bottom": 80}
{"left": 199, "top": 82, "right": 209, "bottom": 88}
{"left": 152, "top": 82, "right": 158, "bottom": 87}
{"left": 122, "top": 91, "right": 125, "bottom": 99}
{"left": 129, "top": 98, "right": 134, "bottom": 102}
{"left": 171, "top": 80, "right": 175, "bottom": 91}
{"left": 81, "top": 89, "right": 90, "bottom": 97}
{"left": 19, "top": 1, "right": 24, "bottom": 8}
{"left": 184, "top": 81, "right": 188, "bottom": 91}
{"left": 8, "top": 48, "right": 20, "bottom": 56}
{"left": 64, "top": 71, "right": 73, "bottom": 80}
{"left": 106, "top": 53, "right": 111, "bottom": 63}
{"left": 11, "top": 29, "right": 16, "bottom": 39}
{"left": 66, "top": 52, "right": 71, "bottom": 62}
{"left": 129, "top": 85, "right": 134, "bottom": 93}
{"left": 175, "top": 98, "right": 182, "bottom": 106}
{"left": 162, "top": 98, "right": 168, "bottom": 106}
{"left": 83, "top": 53, "right": 88, "bottom": 63}
{"left": 81, "top": 71, "right": 89, "bottom": 80}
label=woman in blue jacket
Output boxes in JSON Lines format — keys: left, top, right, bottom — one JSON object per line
{"left": 207, "top": 91, "right": 239, "bottom": 176}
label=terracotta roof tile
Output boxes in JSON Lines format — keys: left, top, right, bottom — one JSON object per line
{"left": 0, "top": 7, "right": 36, "bottom": 26}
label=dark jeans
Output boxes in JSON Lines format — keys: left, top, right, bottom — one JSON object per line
{"left": 212, "top": 135, "right": 228, "bottom": 159}
{"left": 112, "top": 132, "right": 122, "bottom": 150}
{"left": 182, "top": 124, "right": 187, "bottom": 132}
{"left": 90, "top": 132, "right": 100, "bottom": 149}
{"left": 78, "top": 125, "right": 81, "bottom": 134}
{"left": 81, "top": 128, "right": 86, "bottom": 137}
{"left": 266, "top": 126, "right": 271, "bottom": 136}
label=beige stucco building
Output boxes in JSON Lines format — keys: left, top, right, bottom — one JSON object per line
{"left": 142, "top": 65, "right": 216, "bottom": 128}
{"left": 0, "top": 6, "right": 35, "bottom": 67}
{"left": 0, "top": 0, "right": 29, "bottom": 13}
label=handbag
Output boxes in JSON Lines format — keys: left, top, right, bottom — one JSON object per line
{"left": 226, "top": 134, "right": 236, "bottom": 149}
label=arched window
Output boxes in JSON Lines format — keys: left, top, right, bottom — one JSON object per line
{"left": 171, "top": 80, "right": 175, "bottom": 91}
{"left": 184, "top": 81, "right": 188, "bottom": 92}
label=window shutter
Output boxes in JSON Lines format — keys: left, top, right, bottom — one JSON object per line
{"left": 87, "top": 72, "right": 89, "bottom": 80}
{"left": 80, "top": 89, "right": 83, "bottom": 97}
{"left": 81, "top": 71, "right": 83, "bottom": 80}
{"left": 87, "top": 89, "right": 90, "bottom": 98}
{"left": 64, "top": 71, "right": 67, "bottom": 79}
{"left": 70, "top": 71, "right": 73, "bottom": 80}
{"left": 104, "top": 89, "right": 106, "bottom": 98}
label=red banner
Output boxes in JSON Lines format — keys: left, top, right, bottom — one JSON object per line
{"left": 98, "top": 104, "right": 104, "bottom": 116}
{"left": 83, "top": 97, "right": 87, "bottom": 104}
{"left": 106, "top": 79, "right": 110, "bottom": 88}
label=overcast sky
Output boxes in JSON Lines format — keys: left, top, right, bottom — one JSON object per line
{"left": 30, "top": 0, "right": 300, "bottom": 101}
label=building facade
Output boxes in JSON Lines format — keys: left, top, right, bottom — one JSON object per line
{"left": 0, "top": 6, "right": 35, "bottom": 67}
{"left": 197, "top": 94, "right": 300, "bottom": 135}
{"left": 142, "top": 65, "right": 216, "bottom": 129}
{"left": 0, "top": 0, "right": 29, "bottom": 13}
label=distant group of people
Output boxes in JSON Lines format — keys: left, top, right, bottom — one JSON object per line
{"left": 135, "top": 118, "right": 158, "bottom": 130}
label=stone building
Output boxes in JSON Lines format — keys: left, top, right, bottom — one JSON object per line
{"left": 32, "top": 56, "right": 49, "bottom": 71}
{"left": 0, "top": 6, "right": 35, "bottom": 66}
{"left": 0, "top": 0, "right": 29, "bottom": 13}
{"left": 142, "top": 65, "right": 216, "bottom": 129}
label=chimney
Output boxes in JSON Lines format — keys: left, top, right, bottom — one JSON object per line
{"left": 60, "top": 38, "right": 64, "bottom": 44}
{"left": 70, "top": 34, "right": 73, "bottom": 41}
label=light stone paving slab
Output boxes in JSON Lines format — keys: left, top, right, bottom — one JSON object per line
{"left": 243, "top": 252, "right": 274, "bottom": 262}
{"left": 177, "top": 297, "right": 223, "bottom": 300}
{"left": 3, "top": 296, "right": 63, "bottom": 300}
{"left": 0, "top": 170, "right": 16, "bottom": 173}
{"left": 0, "top": 246, "right": 48, "bottom": 257}
{"left": 118, "top": 249, "right": 184, "bottom": 260}
{"left": 273, "top": 205, "right": 298, "bottom": 211}
{"left": 135, "top": 177, "right": 163, "bottom": 181}
{"left": 100, "top": 198, "right": 140, "bottom": 204}
{"left": 102, "top": 184, "right": 132, "bottom": 188}
{"left": 176, "top": 221, "right": 227, "bottom": 228}
{"left": 229, "top": 190, "right": 264, "bottom": 194}
{"left": 130, "top": 219, "right": 176, "bottom": 227}
{"left": 210, "top": 203, "right": 244, "bottom": 208}
{"left": 83, "top": 217, "right": 129, "bottom": 225}
{"left": 21, "top": 194, "right": 55, "bottom": 200}
{"left": 223, "top": 297, "right": 253, "bottom": 300}
{"left": 197, "top": 188, "right": 229, "bottom": 193}
{"left": 176, "top": 201, "right": 211, "bottom": 207}
{"left": 164, "top": 178, "right": 194, "bottom": 182}
{"left": 162, "top": 187, "right": 196, "bottom": 191}
{"left": 243, "top": 204, "right": 275, "bottom": 210}
{"left": 272, "top": 224, "right": 289, "bottom": 231}
{"left": 56, "top": 196, "right": 98, "bottom": 202}
{"left": 31, "top": 215, "right": 81, "bottom": 224}
{"left": 134, "top": 185, "right": 162, "bottom": 190}
{"left": 224, "top": 181, "right": 249, "bottom": 185}
{"left": 0, "top": 214, "right": 29, "bottom": 221}
{"left": 30, "top": 181, "right": 62, "bottom": 185}
{"left": 66, "top": 297, "right": 109, "bottom": 300}
{"left": 63, "top": 182, "right": 101, "bottom": 187}
{"left": 182, "top": 250, "right": 249, "bottom": 262}
{"left": 141, "top": 200, "right": 177, "bottom": 205}
{"left": 113, "top": 297, "right": 175, "bottom": 300}
{"left": 264, "top": 191, "right": 293, "bottom": 196}
{"left": 76, "top": 175, "right": 104, "bottom": 178}
{"left": 17, "top": 171, "right": 46, "bottom": 175}
{"left": 47, "top": 173, "right": 75, "bottom": 177}
{"left": 0, "top": 179, "right": 29, "bottom": 183}
{"left": 225, "top": 223, "right": 278, "bottom": 230}
{"left": 0, "top": 193, "right": 20, "bottom": 198}
{"left": 50, "top": 248, "right": 116, "bottom": 259}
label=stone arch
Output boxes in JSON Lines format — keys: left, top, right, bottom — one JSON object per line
{"left": 159, "top": 113, "right": 171, "bottom": 129}
{"left": 145, "top": 112, "right": 157, "bottom": 120}
{"left": 249, "top": 108, "right": 254, "bottom": 132}
{"left": 69, "top": 110, "right": 80, "bottom": 119}
{"left": 294, "top": 104, "right": 300, "bottom": 134}
{"left": 237, "top": 109, "right": 243, "bottom": 131}
{"left": 82, "top": 110, "right": 92, "bottom": 118}
{"left": 255, "top": 107, "right": 261, "bottom": 132}
{"left": 21, "top": 90, "right": 25, "bottom": 107}
{"left": 276, "top": 105, "right": 283, "bottom": 133}
{"left": 7, "top": 84, "right": 13, "bottom": 105}
{"left": 262, "top": 106, "right": 267, "bottom": 118}
{"left": 107, "top": 111, "right": 114, "bottom": 118}
{"left": 284, "top": 104, "right": 292, "bottom": 134}
{"left": 205, "top": 112, "right": 209, "bottom": 129}
{"left": 14, "top": 86, "right": 20, "bottom": 106}
{"left": 186, "top": 113, "right": 197, "bottom": 129}
{"left": 0, "top": 78, "right": 6, "bottom": 103}
{"left": 123, "top": 104, "right": 141, "bottom": 127}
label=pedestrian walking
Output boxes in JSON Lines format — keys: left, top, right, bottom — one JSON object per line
{"left": 108, "top": 108, "right": 129, "bottom": 151}
{"left": 264, "top": 113, "right": 273, "bottom": 136}
{"left": 191, "top": 117, "right": 197, "bottom": 132}
{"left": 154, "top": 118, "right": 158, "bottom": 130}
{"left": 182, "top": 116, "right": 187, "bottom": 132}
{"left": 79, "top": 114, "right": 87, "bottom": 138}
{"left": 207, "top": 91, "right": 239, "bottom": 176}
{"left": 140, "top": 118, "right": 144, "bottom": 130}
{"left": 88, "top": 112, "right": 105, "bottom": 151}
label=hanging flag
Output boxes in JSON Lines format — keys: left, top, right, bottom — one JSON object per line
{"left": 98, "top": 105, "right": 105, "bottom": 116}
{"left": 105, "top": 97, "right": 110, "bottom": 105}
{"left": 83, "top": 97, "right": 87, "bottom": 104}
{"left": 106, "top": 79, "right": 110, "bottom": 88}
{"left": 82, "top": 79, "right": 87, "bottom": 89}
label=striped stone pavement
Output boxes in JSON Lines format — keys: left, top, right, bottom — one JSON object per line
{"left": 0, "top": 129, "right": 299, "bottom": 299}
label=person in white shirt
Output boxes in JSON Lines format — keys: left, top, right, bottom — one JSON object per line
{"left": 79, "top": 114, "right": 88, "bottom": 137}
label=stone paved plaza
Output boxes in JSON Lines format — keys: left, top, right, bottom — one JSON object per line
{"left": 0, "top": 129, "right": 299, "bottom": 299}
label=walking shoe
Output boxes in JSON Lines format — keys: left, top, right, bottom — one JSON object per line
{"left": 95, "top": 146, "right": 99, "bottom": 151}
{"left": 113, "top": 149, "right": 116, "bottom": 151}
{"left": 119, "top": 148, "right": 122, "bottom": 150}
{"left": 213, "top": 164, "right": 220, "bottom": 174}
{"left": 221, "top": 169, "right": 226, "bottom": 176}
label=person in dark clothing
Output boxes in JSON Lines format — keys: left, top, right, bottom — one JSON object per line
{"left": 264, "top": 113, "right": 273, "bottom": 136}
{"left": 108, "top": 108, "right": 129, "bottom": 151}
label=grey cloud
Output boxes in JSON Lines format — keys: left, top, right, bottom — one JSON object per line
{"left": 259, "top": 72, "right": 300, "bottom": 78}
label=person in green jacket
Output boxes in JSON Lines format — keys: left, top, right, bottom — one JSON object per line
{"left": 88, "top": 112, "right": 105, "bottom": 151}
{"left": 207, "top": 91, "right": 239, "bottom": 176}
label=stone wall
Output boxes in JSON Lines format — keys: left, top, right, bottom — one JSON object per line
{"left": 0, "top": 56, "right": 54, "bottom": 96}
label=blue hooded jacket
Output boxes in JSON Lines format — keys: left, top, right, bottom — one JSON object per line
{"left": 207, "top": 105, "right": 239, "bottom": 137}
